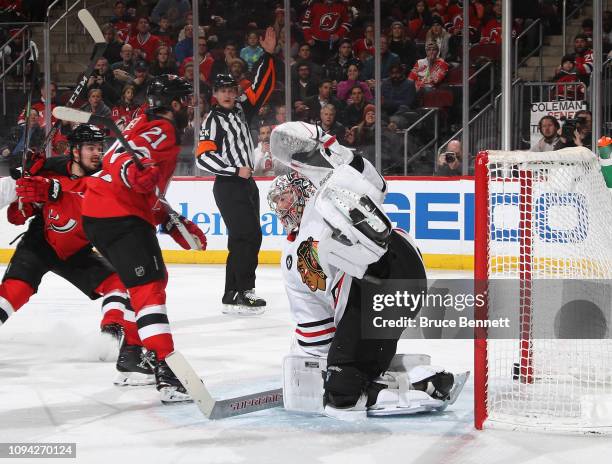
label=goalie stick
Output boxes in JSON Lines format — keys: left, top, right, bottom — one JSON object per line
{"left": 52, "top": 106, "right": 202, "bottom": 250}
{"left": 165, "top": 351, "right": 283, "bottom": 420}
{"left": 40, "top": 9, "right": 107, "bottom": 153}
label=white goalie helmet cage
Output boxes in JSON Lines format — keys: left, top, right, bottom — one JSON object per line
{"left": 268, "top": 172, "right": 317, "bottom": 232}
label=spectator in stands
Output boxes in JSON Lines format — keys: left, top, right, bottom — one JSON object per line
{"left": 436, "top": 140, "right": 463, "bottom": 176}
{"left": 149, "top": 44, "right": 178, "bottom": 76}
{"left": 17, "top": 81, "right": 57, "bottom": 126}
{"left": 407, "top": 0, "right": 433, "bottom": 39}
{"left": 127, "top": 16, "right": 162, "bottom": 62}
{"left": 336, "top": 63, "right": 373, "bottom": 103}
{"left": 569, "top": 34, "right": 593, "bottom": 85}
{"left": 150, "top": 0, "right": 190, "bottom": 26}
{"left": 291, "top": 43, "right": 323, "bottom": 83}
{"left": 292, "top": 62, "right": 318, "bottom": 104}
{"left": 112, "top": 43, "right": 136, "bottom": 83}
{"left": 531, "top": 115, "right": 560, "bottom": 152}
{"left": 209, "top": 41, "right": 239, "bottom": 83}
{"left": 552, "top": 55, "right": 584, "bottom": 101}
{"left": 180, "top": 59, "right": 194, "bottom": 80}
{"left": 174, "top": 23, "right": 194, "bottom": 64}
{"left": 388, "top": 21, "right": 417, "bottom": 71}
{"left": 382, "top": 64, "right": 416, "bottom": 116}
{"left": 274, "top": 104, "right": 287, "bottom": 125}
{"left": 319, "top": 104, "right": 347, "bottom": 143}
{"left": 325, "top": 38, "right": 356, "bottom": 83}
{"left": 102, "top": 24, "right": 122, "bottom": 65}
{"left": 11, "top": 108, "right": 45, "bottom": 158}
{"left": 301, "top": 0, "right": 352, "bottom": 64}
{"left": 253, "top": 125, "right": 275, "bottom": 176}
{"left": 301, "top": 78, "right": 343, "bottom": 123}
{"left": 111, "top": 84, "right": 138, "bottom": 130}
{"left": 196, "top": 36, "right": 215, "bottom": 84}
{"left": 131, "top": 60, "right": 152, "bottom": 105}
{"left": 353, "top": 23, "right": 375, "bottom": 62}
{"left": 346, "top": 104, "right": 376, "bottom": 161}
{"left": 343, "top": 85, "right": 368, "bottom": 128}
{"left": 362, "top": 35, "right": 400, "bottom": 81}
{"left": 87, "top": 57, "right": 120, "bottom": 106}
{"left": 127, "top": 0, "right": 155, "bottom": 19}
{"left": 408, "top": 42, "right": 449, "bottom": 94}
{"left": 425, "top": 16, "right": 451, "bottom": 60}
{"left": 229, "top": 58, "right": 250, "bottom": 89}
{"left": 110, "top": 1, "right": 134, "bottom": 43}
{"left": 152, "top": 15, "right": 176, "bottom": 48}
{"left": 240, "top": 30, "right": 264, "bottom": 72}
{"left": 556, "top": 109, "right": 592, "bottom": 150}
{"left": 80, "top": 88, "right": 112, "bottom": 118}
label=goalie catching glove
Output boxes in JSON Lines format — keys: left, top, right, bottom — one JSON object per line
{"left": 161, "top": 214, "right": 207, "bottom": 250}
{"left": 15, "top": 176, "right": 61, "bottom": 203}
{"left": 315, "top": 163, "right": 391, "bottom": 279}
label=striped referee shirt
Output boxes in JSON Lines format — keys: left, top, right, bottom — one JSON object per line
{"left": 196, "top": 53, "right": 276, "bottom": 176}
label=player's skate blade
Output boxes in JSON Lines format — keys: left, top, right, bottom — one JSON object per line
{"left": 222, "top": 290, "right": 266, "bottom": 316}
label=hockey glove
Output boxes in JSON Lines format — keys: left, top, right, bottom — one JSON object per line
{"left": 15, "top": 176, "right": 61, "bottom": 203}
{"left": 7, "top": 201, "right": 36, "bottom": 225}
{"left": 125, "top": 158, "right": 160, "bottom": 193}
{"left": 161, "top": 215, "right": 207, "bottom": 250}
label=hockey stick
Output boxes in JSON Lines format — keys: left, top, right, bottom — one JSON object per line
{"left": 165, "top": 351, "right": 283, "bottom": 419}
{"left": 20, "top": 43, "right": 38, "bottom": 175}
{"left": 52, "top": 106, "right": 202, "bottom": 250}
{"left": 40, "top": 9, "right": 107, "bottom": 153}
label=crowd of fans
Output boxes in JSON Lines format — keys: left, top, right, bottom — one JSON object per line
{"left": 0, "top": 0, "right": 610, "bottom": 176}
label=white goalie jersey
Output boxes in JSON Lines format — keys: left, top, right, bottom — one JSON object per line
{"left": 281, "top": 199, "right": 353, "bottom": 358}
{"left": 0, "top": 177, "right": 16, "bottom": 209}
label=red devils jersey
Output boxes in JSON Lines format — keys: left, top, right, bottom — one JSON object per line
{"left": 301, "top": 1, "right": 352, "bottom": 42}
{"left": 42, "top": 174, "right": 90, "bottom": 260}
{"left": 82, "top": 113, "right": 179, "bottom": 226}
{"left": 127, "top": 33, "right": 162, "bottom": 62}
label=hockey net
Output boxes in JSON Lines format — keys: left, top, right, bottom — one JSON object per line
{"left": 474, "top": 148, "right": 612, "bottom": 433}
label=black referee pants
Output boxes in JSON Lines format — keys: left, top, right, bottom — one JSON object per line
{"left": 213, "top": 176, "right": 262, "bottom": 293}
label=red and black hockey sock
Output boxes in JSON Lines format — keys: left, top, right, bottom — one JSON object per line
{"left": 128, "top": 279, "right": 174, "bottom": 360}
{"left": 0, "top": 279, "right": 35, "bottom": 326}
{"left": 95, "top": 273, "right": 141, "bottom": 346}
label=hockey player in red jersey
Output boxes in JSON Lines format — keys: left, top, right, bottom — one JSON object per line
{"left": 81, "top": 74, "right": 207, "bottom": 403}
{"left": 1, "top": 124, "right": 154, "bottom": 386}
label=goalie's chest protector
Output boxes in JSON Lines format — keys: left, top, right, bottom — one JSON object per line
{"left": 281, "top": 202, "right": 352, "bottom": 342}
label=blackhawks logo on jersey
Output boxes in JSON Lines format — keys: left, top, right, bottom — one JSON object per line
{"left": 297, "top": 237, "right": 326, "bottom": 292}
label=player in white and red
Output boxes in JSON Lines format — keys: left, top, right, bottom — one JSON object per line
{"left": 1, "top": 125, "right": 153, "bottom": 386}
{"left": 268, "top": 122, "right": 467, "bottom": 419}
{"left": 81, "top": 74, "right": 207, "bottom": 403}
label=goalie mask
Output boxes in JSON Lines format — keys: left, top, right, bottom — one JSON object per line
{"left": 268, "top": 172, "right": 316, "bottom": 232}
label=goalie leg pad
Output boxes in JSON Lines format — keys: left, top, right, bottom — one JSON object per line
{"left": 282, "top": 355, "right": 327, "bottom": 414}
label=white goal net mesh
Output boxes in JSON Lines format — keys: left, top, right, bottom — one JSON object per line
{"left": 477, "top": 147, "right": 612, "bottom": 433}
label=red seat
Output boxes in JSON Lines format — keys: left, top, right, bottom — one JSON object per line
{"left": 469, "top": 43, "right": 501, "bottom": 63}
{"left": 422, "top": 88, "right": 454, "bottom": 108}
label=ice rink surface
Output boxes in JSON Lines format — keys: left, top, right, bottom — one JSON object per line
{"left": 0, "top": 264, "right": 610, "bottom": 464}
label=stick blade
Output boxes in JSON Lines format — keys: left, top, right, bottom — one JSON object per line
{"left": 52, "top": 106, "right": 92, "bottom": 124}
{"left": 209, "top": 388, "right": 283, "bottom": 420}
{"left": 165, "top": 351, "right": 216, "bottom": 417}
{"left": 77, "top": 9, "right": 105, "bottom": 44}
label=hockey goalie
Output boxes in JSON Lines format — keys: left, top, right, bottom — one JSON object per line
{"left": 268, "top": 122, "right": 468, "bottom": 419}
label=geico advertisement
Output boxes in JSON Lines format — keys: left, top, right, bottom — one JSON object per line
{"left": 160, "top": 178, "right": 477, "bottom": 256}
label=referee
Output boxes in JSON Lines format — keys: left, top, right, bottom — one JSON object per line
{"left": 196, "top": 27, "right": 277, "bottom": 315}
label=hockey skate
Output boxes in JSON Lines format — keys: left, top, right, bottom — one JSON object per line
{"left": 99, "top": 323, "right": 124, "bottom": 361}
{"left": 145, "top": 352, "right": 193, "bottom": 404}
{"left": 222, "top": 289, "right": 266, "bottom": 315}
{"left": 114, "top": 344, "right": 155, "bottom": 386}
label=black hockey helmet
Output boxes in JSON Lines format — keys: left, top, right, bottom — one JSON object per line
{"left": 146, "top": 74, "right": 193, "bottom": 110}
{"left": 213, "top": 74, "right": 237, "bottom": 92}
{"left": 68, "top": 124, "right": 105, "bottom": 149}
